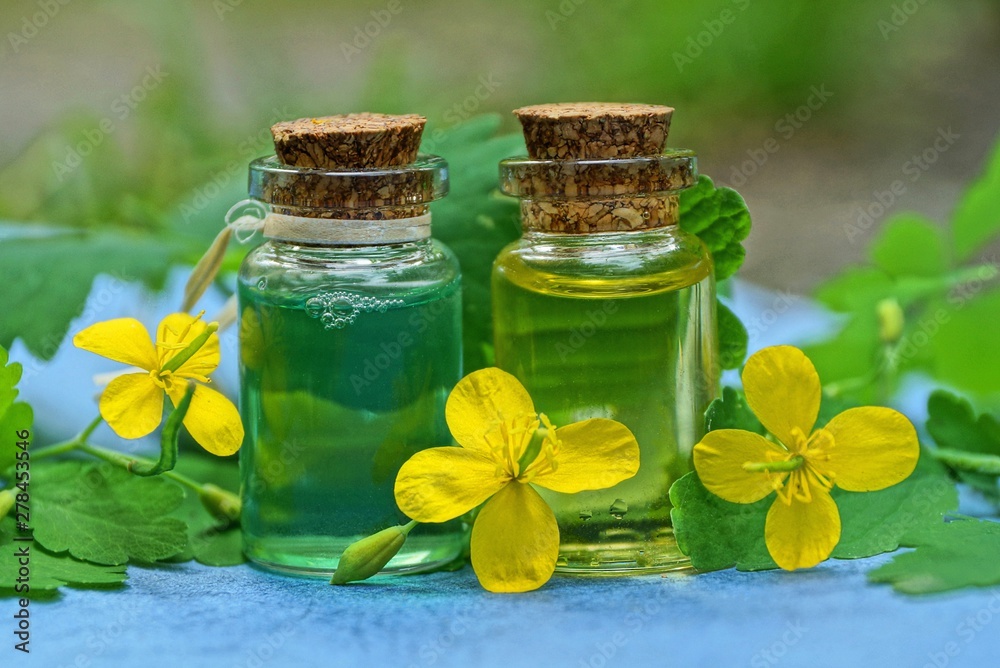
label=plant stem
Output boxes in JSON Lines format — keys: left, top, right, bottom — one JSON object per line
{"left": 27, "top": 414, "right": 225, "bottom": 497}
{"left": 78, "top": 414, "right": 104, "bottom": 443}
{"left": 76, "top": 443, "right": 205, "bottom": 493}
{"left": 31, "top": 440, "right": 81, "bottom": 461}
{"left": 31, "top": 414, "right": 105, "bottom": 461}
{"left": 879, "top": 342, "right": 899, "bottom": 405}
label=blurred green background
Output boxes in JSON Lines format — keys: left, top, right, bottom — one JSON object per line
{"left": 2, "top": 0, "right": 998, "bottom": 291}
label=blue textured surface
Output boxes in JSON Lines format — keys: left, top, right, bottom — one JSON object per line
{"left": 26, "top": 557, "right": 1000, "bottom": 667}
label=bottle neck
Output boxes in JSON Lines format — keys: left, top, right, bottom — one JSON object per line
{"left": 261, "top": 203, "right": 431, "bottom": 246}
{"left": 520, "top": 194, "right": 679, "bottom": 234}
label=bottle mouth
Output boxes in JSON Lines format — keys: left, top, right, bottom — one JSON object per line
{"left": 499, "top": 150, "right": 697, "bottom": 199}
{"left": 249, "top": 153, "right": 449, "bottom": 211}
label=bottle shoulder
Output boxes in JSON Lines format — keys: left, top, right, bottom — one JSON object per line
{"left": 241, "top": 238, "right": 457, "bottom": 272}
{"left": 493, "top": 227, "right": 713, "bottom": 297}
{"left": 239, "top": 238, "right": 460, "bottom": 299}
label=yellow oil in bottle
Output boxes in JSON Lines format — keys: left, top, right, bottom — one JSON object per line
{"left": 492, "top": 229, "right": 718, "bottom": 572}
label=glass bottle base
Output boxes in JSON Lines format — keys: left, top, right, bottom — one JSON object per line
{"left": 554, "top": 529, "right": 692, "bottom": 575}
{"left": 244, "top": 534, "right": 466, "bottom": 579}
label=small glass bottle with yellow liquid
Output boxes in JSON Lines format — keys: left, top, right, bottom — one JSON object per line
{"left": 492, "top": 103, "right": 718, "bottom": 573}
{"left": 238, "top": 114, "right": 466, "bottom": 576}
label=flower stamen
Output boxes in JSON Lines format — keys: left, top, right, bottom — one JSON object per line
{"left": 518, "top": 414, "right": 560, "bottom": 484}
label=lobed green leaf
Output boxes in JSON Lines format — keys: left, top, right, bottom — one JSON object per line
{"left": 679, "top": 175, "right": 752, "bottom": 281}
{"left": 868, "top": 518, "right": 1000, "bottom": 594}
{"left": 0, "top": 518, "right": 127, "bottom": 598}
{"left": 31, "top": 461, "right": 188, "bottom": 566}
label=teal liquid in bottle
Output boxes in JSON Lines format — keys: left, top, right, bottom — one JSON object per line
{"left": 236, "top": 120, "right": 466, "bottom": 576}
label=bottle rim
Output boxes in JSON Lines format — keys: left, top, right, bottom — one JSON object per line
{"left": 249, "top": 153, "right": 449, "bottom": 210}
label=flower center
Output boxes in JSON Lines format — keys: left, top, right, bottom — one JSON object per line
{"left": 150, "top": 368, "right": 175, "bottom": 390}
{"left": 743, "top": 426, "right": 836, "bottom": 505}
{"left": 516, "top": 413, "right": 560, "bottom": 483}
{"left": 484, "top": 411, "right": 539, "bottom": 478}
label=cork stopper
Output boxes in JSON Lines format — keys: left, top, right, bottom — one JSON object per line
{"left": 270, "top": 113, "right": 426, "bottom": 169}
{"left": 514, "top": 103, "right": 673, "bottom": 160}
{"left": 256, "top": 114, "right": 445, "bottom": 220}
{"left": 504, "top": 103, "right": 693, "bottom": 233}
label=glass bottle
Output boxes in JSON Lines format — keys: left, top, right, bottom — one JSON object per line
{"left": 237, "top": 115, "right": 466, "bottom": 576}
{"left": 492, "top": 104, "right": 718, "bottom": 573}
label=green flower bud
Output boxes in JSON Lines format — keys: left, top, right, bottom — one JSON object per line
{"left": 199, "top": 484, "right": 241, "bottom": 523}
{"left": 0, "top": 490, "right": 15, "bottom": 519}
{"left": 331, "top": 521, "right": 416, "bottom": 585}
{"left": 877, "top": 298, "right": 905, "bottom": 344}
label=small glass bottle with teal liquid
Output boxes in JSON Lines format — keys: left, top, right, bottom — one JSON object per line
{"left": 238, "top": 114, "right": 466, "bottom": 576}
{"left": 493, "top": 103, "right": 718, "bottom": 573}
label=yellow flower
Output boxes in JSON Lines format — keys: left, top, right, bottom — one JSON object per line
{"left": 394, "top": 368, "right": 640, "bottom": 593}
{"left": 73, "top": 313, "right": 244, "bottom": 456}
{"left": 693, "top": 346, "right": 919, "bottom": 571}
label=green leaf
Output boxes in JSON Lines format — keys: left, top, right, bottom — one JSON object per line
{"left": 679, "top": 175, "right": 752, "bottom": 281}
{"left": 167, "top": 455, "right": 245, "bottom": 567}
{"left": 831, "top": 469, "right": 958, "bottom": 558}
{"left": 953, "top": 140, "right": 1000, "bottom": 261}
{"left": 704, "top": 386, "right": 765, "bottom": 435}
{"left": 190, "top": 526, "right": 243, "bottom": 567}
{"left": 814, "top": 265, "right": 961, "bottom": 315}
{"left": 0, "top": 518, "right": 127, "bottom": 597}
{"left": 926, "top": 390, "right": 1000, "bottom": 499}
{"left": 31, "top": 461, "right": 188, "bottom": 565}
{"left": 927, "top": 390, "right": 1000, "bottom": 456}
{"left": 815, "top": 267, "right": 893, "bottom": 312}
{"left": 930, "top": 288, "right": 1000, "bottom": 395}
{"left": 0, "top": 345, "right": 33, "bottom": 474}
{"left": 802, "top": 313, "right": 882, "bottom": 401}
{"left": 870, "top": 214, "right": 949, "bottom": 278}
{"left": 0, "top": 230, "right": 181, "bottom": 360}
{"left": 427, "top": 116, "right": 524, "bottom": 373}
{"left": 868, "top": 518, "right": 1000, "bottom": 594}
{"left": 669, "top": 471, "right": 775, "bottom": 571}
{"left": 717, "top": 300, "right": 748, "bottom": 370}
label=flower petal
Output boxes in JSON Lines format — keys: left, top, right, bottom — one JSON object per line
{"left": 157, "top": 312, "right": 220, "bottom": 378}
{"left": 73, "top": 318, "right": 158, "bottom": 371}
{"left": 529, "top": 418, "right": 640, "bottom": 493}
{"left": 743, "top": 346, "right": 822, "bottom": 448}
{"left": 765, "top": 490, "right": 841, "bottom": 570}
{"left": 166, "top": 383, "right": 243, "bottom": 456}
{"left": 394, "top": 447, "right": 508, "bottom": 522}
{"left": 99, "top": 372, "right": 164, "bottom": 439}
{"left": 694, "top": 429, "right": 790, "bottom": 503}
{"left": 446, "top": 368, "right": 536, "bottom": 456}
{"left": 470, "top": 483, "right": 559, "bottom": 593}
{"left": 824, "top": 407, "right": 919, "bottom": 492}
